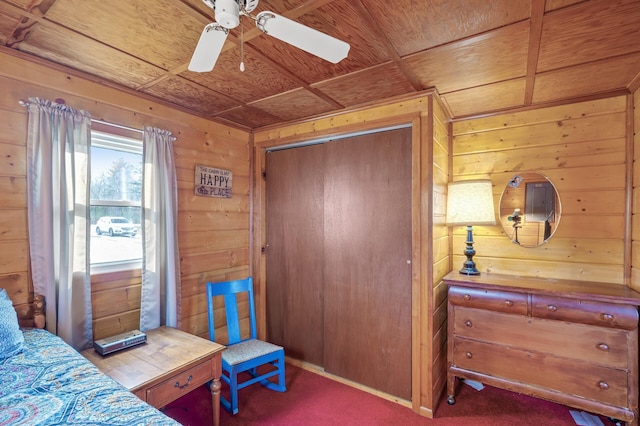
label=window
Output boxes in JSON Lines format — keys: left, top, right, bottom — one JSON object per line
{"left": 90, "top": 130, "right": 143, "bottom": 271}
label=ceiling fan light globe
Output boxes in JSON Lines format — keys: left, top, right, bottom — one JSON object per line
{"left": 215, "top": 0, "right": 240, "bottom": 29}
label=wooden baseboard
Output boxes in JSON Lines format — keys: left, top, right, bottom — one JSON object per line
{"left": 284, "top": 356, "right": 412, "bottom": 409}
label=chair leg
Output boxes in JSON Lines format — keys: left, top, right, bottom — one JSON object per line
{"left": 276, "top": 354, "right": 286, "bottom": 392}
{"left": 218, "top": 373, "right": 233, "bottom": 414}
{"left": 221, "top": 353, "right": 287, "bottom": 414}
{"left": 220, "top": 395, "right": 232, "bottom": 414}
{"left": 260, "top": 352, "right": 287, "bottom": 392}
{"left": 229, "top": 368, "right": 239, "bottom": 415}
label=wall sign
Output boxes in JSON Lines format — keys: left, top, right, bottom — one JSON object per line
{"left": 195, "top": 165, "right": 232, "bottom": 198}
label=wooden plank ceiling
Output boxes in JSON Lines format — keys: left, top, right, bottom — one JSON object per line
{"left": 1, "top": 0, "right": 639, "bottom": 129}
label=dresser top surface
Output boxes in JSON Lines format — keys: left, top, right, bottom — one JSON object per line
{"left": 443, "top": 272, "right": 640, "bottom": 306}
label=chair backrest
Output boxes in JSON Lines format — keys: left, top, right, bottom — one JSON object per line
{"left": 206, "top": 277, "right": 258, "bottom": 345}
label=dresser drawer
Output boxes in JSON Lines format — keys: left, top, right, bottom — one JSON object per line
{"left": 531, "top": 296, "right": 638, "bottom": 330}
{"left": 453, "top": 307, "right": 631, "bottom": 367}
{"left": 452, "top": 338, "right": 629, "bottom": 406}
{"left": 449, "top": 286, "right": 527, "bottom": 315}
{"left": 147, "top": 359, "right": 213, "bottom": 408}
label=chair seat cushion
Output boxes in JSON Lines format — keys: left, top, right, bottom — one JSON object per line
{"left": 223, "top": 339, "right": 283, "bottom": 366}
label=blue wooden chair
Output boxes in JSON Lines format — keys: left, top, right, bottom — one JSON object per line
{"left": 206, "top": 277, "right": 286, "bottom": 414}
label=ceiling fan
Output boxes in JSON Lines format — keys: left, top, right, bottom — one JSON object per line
{"left": 188, "top": 0, "right": 351, "bottom": 72}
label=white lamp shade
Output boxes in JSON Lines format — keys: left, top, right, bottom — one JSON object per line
{"left": 446, "top": 179, "right": 496, "bottom": 226}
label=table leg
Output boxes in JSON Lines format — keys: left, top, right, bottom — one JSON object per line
{"left": 210, "top": 377, "right": 221, "bottom": 426}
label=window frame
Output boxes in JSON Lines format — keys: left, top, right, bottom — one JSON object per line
{"left": 89, "top": 127, "right": 144, "bottom": 275}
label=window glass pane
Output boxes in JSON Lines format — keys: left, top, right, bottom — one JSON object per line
{"left": 90, "top": 131, "right": 143, "bottom": 267}
{"left": 91, "top": 146, "right": 142, "bottom": 202}
{"left": 90, "top": 206, "right": 142, "bottom": 264}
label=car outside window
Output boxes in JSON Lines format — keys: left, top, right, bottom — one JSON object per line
{"left": 95, "top": 216, "right": 137, "bottom": 237}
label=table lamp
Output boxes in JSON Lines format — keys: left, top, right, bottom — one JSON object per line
{"left": 446, "top": 179, "right": 496, "bottom": 275}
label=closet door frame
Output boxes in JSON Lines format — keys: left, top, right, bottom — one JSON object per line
{"left": 252, "top": 107, "right": 433, "bottom": 413}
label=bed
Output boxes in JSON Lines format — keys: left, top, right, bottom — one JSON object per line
{"left": 0, "top": 289, "right": 180, "bottom": 426}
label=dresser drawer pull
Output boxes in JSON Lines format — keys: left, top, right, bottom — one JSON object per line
{"left": 547, "top": 304, "right": 558, "bottom": 312}
{"left": 463, "top": 294, "right": 471, "bottom": 301}
{"left": 601, "top": 313, "right": 614, "bottom": 321}
{"left": 465, "top": 352, "right": 473, "bottom": 359}
{"left": 465, "top": 320, "right": 473, "bottom": 328}
{"left": 504, "top": 300, "right": 513, "bottom": 307}
{"left": 174, "top": 375, "right": 193, "bottom": 390}
{"left": 596, "top": 343, "right": 610, "bottom": 352}
{"left": 597, "top": 381, "right": 609, "bottom": 390}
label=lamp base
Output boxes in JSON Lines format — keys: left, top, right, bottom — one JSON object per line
{"left": 459, "top": 265, "right": 480, "bottom": 275}
{"left": 459, "top": 225, "right": 481, "bottom": 275}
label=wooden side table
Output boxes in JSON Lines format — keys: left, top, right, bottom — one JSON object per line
{"left": 82, "top": 326, "right": 225, "bottom": 426}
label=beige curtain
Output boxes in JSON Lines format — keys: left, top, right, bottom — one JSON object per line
{"left": 140, "top": 126, "right": 180, "bottom": 331}
{"left": 25, "top": 98, "right": 92, "bottom": 350}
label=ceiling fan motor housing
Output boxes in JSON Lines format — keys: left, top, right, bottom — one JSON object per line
{"left": 203, "top": 0, "right": 260, "bottom": 29}
{"left": 214, "top": 0, "right": 240, "bottom": 29}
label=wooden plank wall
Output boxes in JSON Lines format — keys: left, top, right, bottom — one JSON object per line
{"left": 451, "top": 96, "right": 629, "bottom": 284}
{"left": 0, "top": 48, "right": 251, "bottom": 340}
{"left": 0, "top": 100, "right": 30, "bottom": 325}
{"left": 91, "top": 270, "right": 142, "bottom": 340}
{"left": 428, "top": 96, "right": 451, "bottom": 410}
{"left": 632, "top": 88, "right": 640, "bottom": 292}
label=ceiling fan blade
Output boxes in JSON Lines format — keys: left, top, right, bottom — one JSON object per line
{"left": 188, "top": 23, "right": 229, "bottom": 72}
{"left": 255, "top": 12, "right": 350, "bottom": 64}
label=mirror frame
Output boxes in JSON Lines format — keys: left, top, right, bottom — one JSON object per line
{"left": 498, "top": 172, "right": 561, "bottom": 247}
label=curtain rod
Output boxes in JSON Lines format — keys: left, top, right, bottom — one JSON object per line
{"left": 19, "top": 98, "right": 67, "bottom": 107}
{"left": 19, "top": 99, "right": 144, "bottom": 134}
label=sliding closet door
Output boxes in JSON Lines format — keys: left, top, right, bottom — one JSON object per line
{"left": 265, "top": 127, "right": 412, "bottom": 399}
{"left": 265, "top": 144, "right": 325, "bottom": 365}
{"left": 323, "top": 128, "right": 412, "bottom": 399}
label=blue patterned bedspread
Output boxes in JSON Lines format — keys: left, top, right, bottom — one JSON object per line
{"left": 0, "top": 328, "right": 180, "bottom": 425}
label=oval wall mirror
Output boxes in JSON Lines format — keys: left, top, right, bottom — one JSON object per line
{"left": 499, "top": 172, "right": 561, "bottom": 247}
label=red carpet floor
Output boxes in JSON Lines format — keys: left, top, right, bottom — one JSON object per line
{"left": 163, "top": 364, "right": 618, "bottom": 425}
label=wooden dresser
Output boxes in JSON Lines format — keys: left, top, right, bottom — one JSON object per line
{"left": 444, "top": 272, "right": 640, "bottom": 425}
